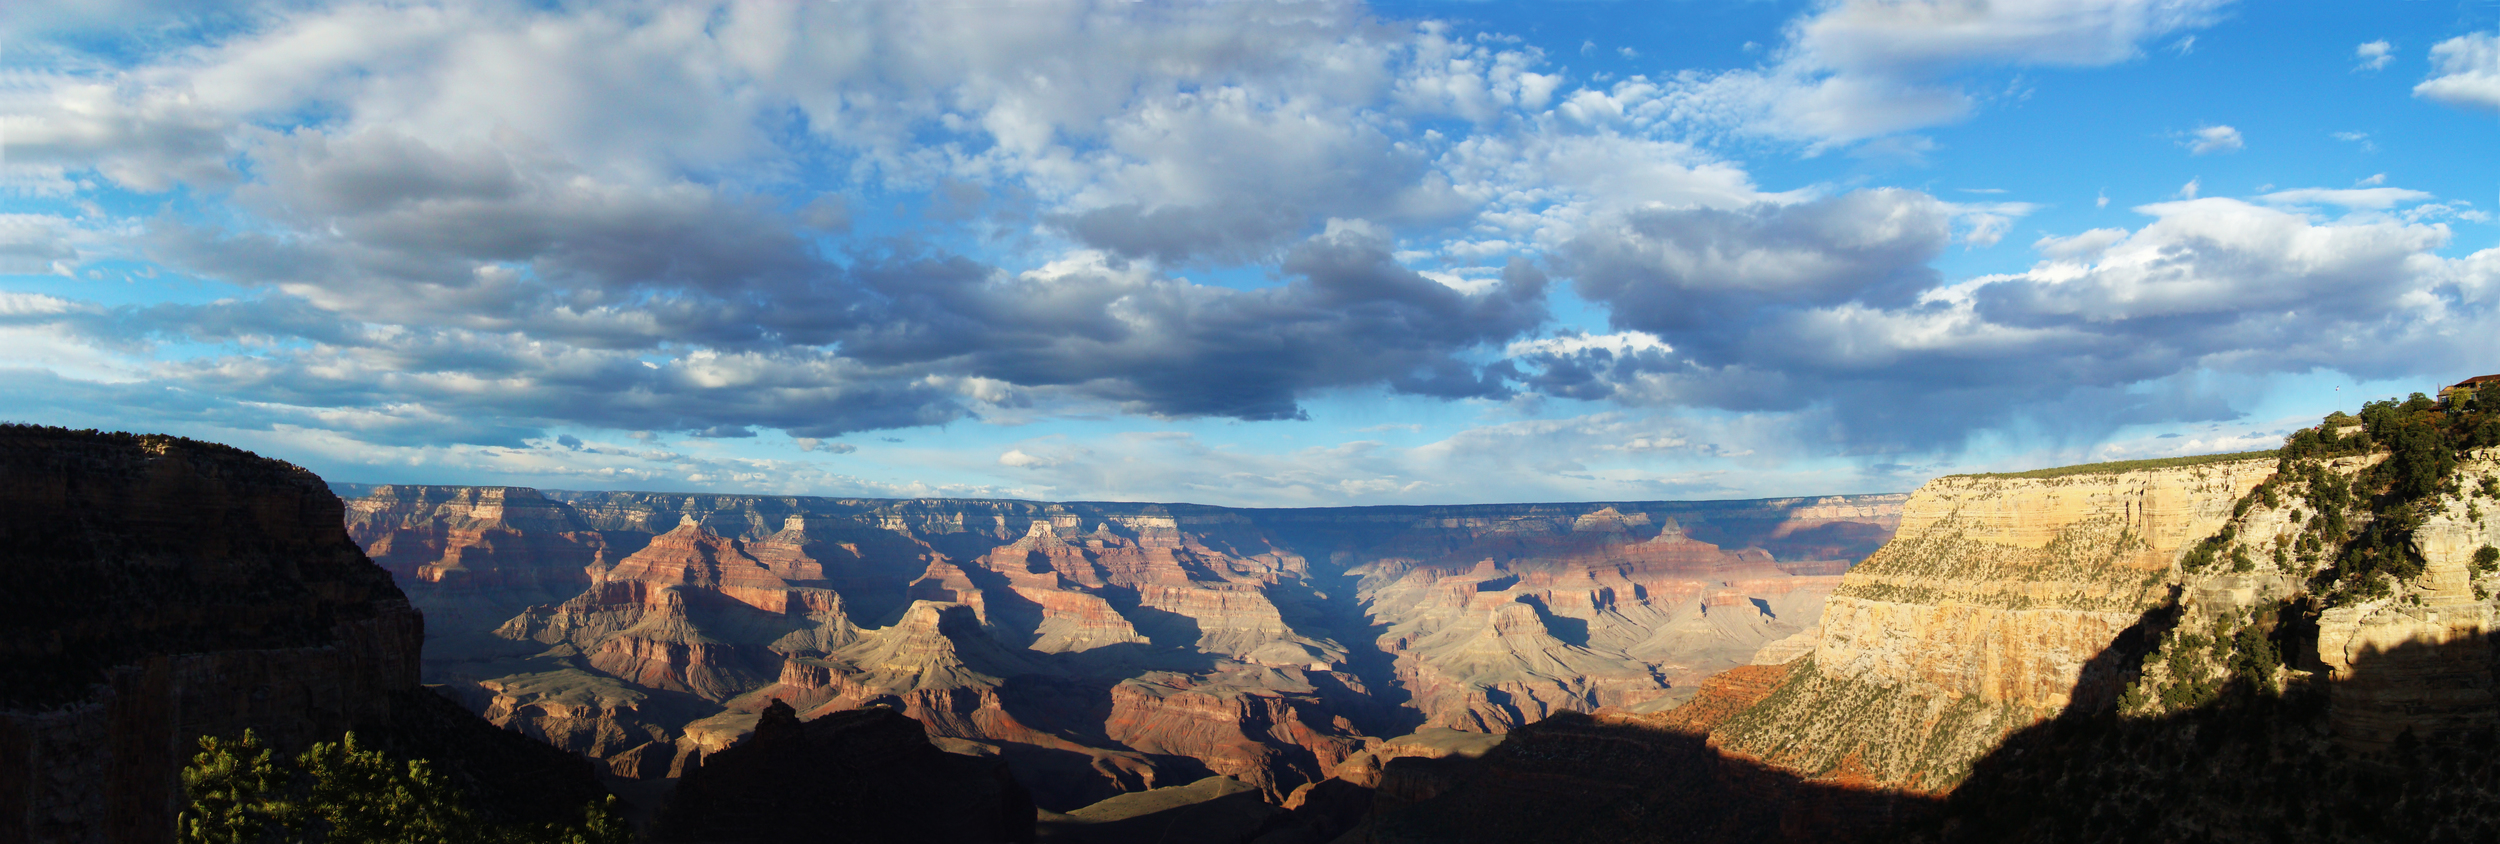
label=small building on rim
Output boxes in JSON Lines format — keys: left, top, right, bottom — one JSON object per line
{"left": 2439, "top": 374, "right": 2500, "bottom": 405}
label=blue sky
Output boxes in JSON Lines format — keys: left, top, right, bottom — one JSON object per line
{"left": 3, "top": 0, "right": 2497, "bottom": 506}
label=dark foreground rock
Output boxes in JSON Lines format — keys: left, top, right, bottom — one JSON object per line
{"left": 0, "top": 424, "right": 606, "bottom": 842}
{"left": 657, "top": 700, "right": 1037, "bottom": 843}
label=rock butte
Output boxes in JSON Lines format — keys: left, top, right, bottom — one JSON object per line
{"left": 335, "top": 486, "right": 1904, "bottom": 807}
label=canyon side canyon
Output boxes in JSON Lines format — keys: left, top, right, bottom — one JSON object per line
{"left": 336, "top": 484, "right": 1905, "bottom": 809}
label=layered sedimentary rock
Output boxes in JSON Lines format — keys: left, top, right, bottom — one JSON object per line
{"left": 0, "top": 427, "right": 422, "bottom": 842}
{"left": 1331, "top": 456, "right": 2304, "bottom": 842}
{"left": 342, "top": 485, "right": 613, "bottom": 634}
{"left": 337, "top": 487, "right": 1902, "bottom": 807}
{"left": 496, "top": 515, "right": 857, "bottom": 702}
{"left": 1103, "top": 664, "right": 1372, "bottom": 791}
{"left": 1699, "top": 458, "right": 2275, "bottom": 793}
{"left": 2311, "top": 449, "right": 2500, "bottom": 752}
{"left": 1353, "top": 507, "right": 1848, "bottom": 730}
{"left": 1901, "top": 443, "right": 2500, "bottom": 843}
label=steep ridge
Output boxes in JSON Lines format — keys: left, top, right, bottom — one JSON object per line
{"left": 0, "top": 426, "right": 609, "bottom": 843}
{"left": 337, "top": 488, "right": 1903, "bottom": 808}
{"left": 1907, "top": 395, "right": 2500, "bottom": 842}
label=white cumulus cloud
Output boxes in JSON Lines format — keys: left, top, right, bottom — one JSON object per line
{"left": 2417, "top": 32, "right": 2500, "bottom": 113}
{"left": 2186, "top": 124, "right": 2243, "bottom": 155}
{"left": 1651, "top": 0, "right": 2234, "bottom": 145}
{"left": 2355, "top": 40, "right": 2392, "bottom": 71}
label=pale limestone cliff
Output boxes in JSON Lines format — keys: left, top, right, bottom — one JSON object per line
{"left": 1702, "top": 457, "right": 2275, "bottom": 793}
{"left": 2308, "top": 450, "right": 2500, "bottom": 752}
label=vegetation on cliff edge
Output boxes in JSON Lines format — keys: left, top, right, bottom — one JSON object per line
{"left": 180, "top": 731, "right": 630, "bottom": 844}
{"left": 2122, "top": 388, "right": 2500, "bottom": 716}
{"left": 1949, "top": 450, "right": 2278, "bottom": 481}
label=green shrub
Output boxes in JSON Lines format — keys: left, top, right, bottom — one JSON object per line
{"left": 178, "top": 731, "right": 629, "bottom": 844}
{"left": 1955, "top": 450, "right": 2277, "bottom": 480}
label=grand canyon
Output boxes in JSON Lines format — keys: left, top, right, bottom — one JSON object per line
{"left": 11, "top": 3, "right": 2494, "bottom": 841}
{"left": 335, "top": 484, "right": 1905, "bottom": 810}
{"left": 10, "top": 386, "right": 2500, "bottom": 843}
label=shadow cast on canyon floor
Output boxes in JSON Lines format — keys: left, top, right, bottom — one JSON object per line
{"left": 1360, "top": 597, "right": 2500, "bottom": 844}
{"left": 1910, "top": 630, "right": 2500, "bottom": 843}
{"left": 1516, "top": 593, "right": 1592, "bottom": 648}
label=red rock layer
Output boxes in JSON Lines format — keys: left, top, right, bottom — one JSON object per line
{"left": 341, "top": 488, "right": 1904, "bottom": 800}
{"left": 344, "top": 485, "right": 608, "bottom": 633}
{"left": 1361, "top": 509, "right": 1845, "bottom": 730}
{"left": 1104, "top": 668, "right": 1373, "bottom": 798}
{"left": 1636, "top": 661, "right": 1800, "bottom": 736}
{"left": 496, "top": 518, "right": 856, "bottom": 703}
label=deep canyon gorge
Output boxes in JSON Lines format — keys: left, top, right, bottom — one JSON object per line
{"left": 335, "top": 484, "right": 1905, "bottom": 811}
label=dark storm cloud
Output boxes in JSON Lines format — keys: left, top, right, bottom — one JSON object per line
{"left": 1530, "top": 194, "right": 2498, "bottom": 453}
{"left": 158, "top": 128, "right": 840, "bottom": 326}
{"left": 1055, "top": 202, "right": 1309, "bottom": 266}
{"left": 1562, "top": 188, "right": 1949, "bottom": 363}
{"left": 832, "top": 222, "right": 1548, "bottom": 420}
{"left": 30, "top": 214, "right": 1553, "bottom": 445}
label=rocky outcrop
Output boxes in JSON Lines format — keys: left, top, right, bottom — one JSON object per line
{"left": 494, "top": 515, "right": 857, "bottom": 702}
{"left": 1040, "top": 775, "right": 1287, "bottom": 844}
{"left": 2311, "top": 450, "right": 2500, "bottom": 753}
{"left": 465, "top": 668, "right": 714, "bottom": 779}
{"left": 1102, "top": 665, "right": 1372, "bottom": 797}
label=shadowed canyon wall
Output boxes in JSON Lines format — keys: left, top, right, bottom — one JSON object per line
{"left": 0, "top": 427, "right": 425, "bottom": 843}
